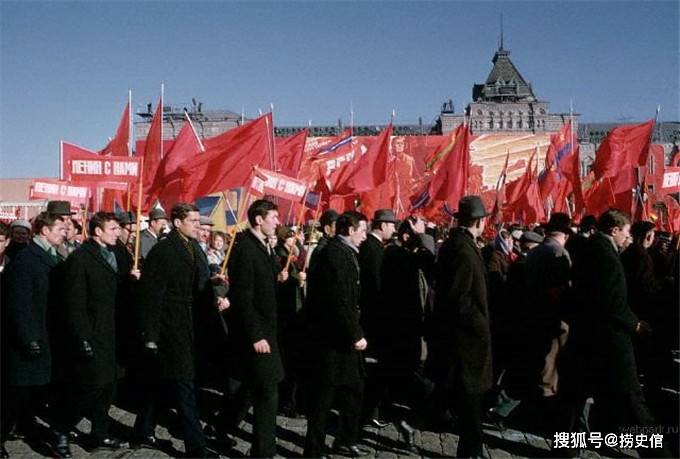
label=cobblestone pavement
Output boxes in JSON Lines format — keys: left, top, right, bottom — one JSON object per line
{"left": 5, "top": 404, "right": 643, "bottom": 459}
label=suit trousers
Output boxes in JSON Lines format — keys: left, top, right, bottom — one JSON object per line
{"left": 453, "top": 392, "right": 485, "bottom": 459}
{"left": 208, "top": 377, "right": 279, "bottom": 458}
{"left": 592, "top": 389, "right": 672, "bottom": 458}
{"left": 1, "top": 384, "right": 48, "bottom": 442}
{"left": 133, "top": 379, "right": 207, "bottom": 457}
{"left": 304, "top": 380, "right": 364, "bottom": 457}
{"left": 53, "top": 382, "right": 115, "bottom": 441}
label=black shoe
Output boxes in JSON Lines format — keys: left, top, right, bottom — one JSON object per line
{"left": 203, "top": 425, "right": 236, "bottom": 448}
{"left": 95, "top": 437, "right": 129, "bottom": 450}
{"left": 0, "top": 445, "right": 8, "bottom": 459}
{"left": 67, "top": 429, "right": 83, "bottom": 442}
{"left": 332, "top": 444, "right": 370, "bottom": 457}
{"left": 132, "top": 435, "right": 172, "bottom": 450}
{"left": 363, "top": 418, "right": 389, "bottom": 429}
{"left": 50, "top": 435, "right": 72, "bottom": 458}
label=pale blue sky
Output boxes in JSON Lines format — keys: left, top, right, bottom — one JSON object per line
{"left": 1, "top": 1, "right": 678, "bottom": 178}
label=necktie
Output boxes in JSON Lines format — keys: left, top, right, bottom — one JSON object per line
{"left": 102, "top": 248, "right": 118, "bottom": 272}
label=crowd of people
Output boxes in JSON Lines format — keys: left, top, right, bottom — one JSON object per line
{"left": 0, "top": 196, "right": 678, "bottom": 459}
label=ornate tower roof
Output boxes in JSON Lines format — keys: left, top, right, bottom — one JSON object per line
{"left": 473, "top": 46, "right": 536, "bottom": 103}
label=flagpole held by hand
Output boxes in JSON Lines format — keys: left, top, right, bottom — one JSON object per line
{"left": 133, "top": 158, "right": 145, "bottom": 272}
{"left": 284, "top": 189, "right": 308, "bottom": 273}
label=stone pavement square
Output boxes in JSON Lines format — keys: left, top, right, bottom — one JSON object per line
{"left": 4, "top": 403, "right": 640, "bottom": 459}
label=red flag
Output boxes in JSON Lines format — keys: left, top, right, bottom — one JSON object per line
{"left": 505, "top": 149, "right": 537, "bottom": 207}
{"left": 504, "top": 151, "right": 545, "bottom": 223}
{"left": 150, "top": 114, "right": 205, "bottom": 209}
{"left": 276, "top": 129, "right": 308, "bottom": 178}
{"left": 540, "top": 121, "right": 584, "bottom": 214}
{"left": 133, "top": 99, "right": 163, "bottom": 210}
{"left": 584, "top": 167, "right": 637, "bottom": 217}
{"left": 99, "top": 101, "right": 130, "bottom": 157}
{"left": 490, "top": 151, "right": 511, "bottom": 225}
{"left": 592, "top": 119, "right": 654, "bottom": 180}
{"left": 428, "top": 123, "right": 471, "bottom": 211}
{"left": 177, "top": 114, "right": 273, "bottom": 202}
{"left": 334, "top": 124, "right": 393, "bottom": 195}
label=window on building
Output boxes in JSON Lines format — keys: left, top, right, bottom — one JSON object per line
{"left": 649, "top": 155, "right": 655, "bottom": 175}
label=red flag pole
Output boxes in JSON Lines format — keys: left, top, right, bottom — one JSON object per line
{"left": 133, "top": 158, "right": 145, "bottom": 271}
{"left": 128, "top": 89, "right": 133, "bottom": 157}
{"left": 220, "top": 168, "right": 257, "bottom": 276}
{"left": 606, "top": 177, "right": 617, "bottom": 207}
{"left": 59, "top": 140, "right": 64, "bottom": 181}
{"left": 303, "top": 199, "right": 324, "bottom": 272}
{"left": 81, "top": 204, "right": 89, "bottom": 239}
{"left": 220, "top": 190, "right": 250, "bottom": 276}
{"left": 284, "top": 189, "right": 309, "bottom": 272}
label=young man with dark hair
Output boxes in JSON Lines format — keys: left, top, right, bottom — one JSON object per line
{"left": 2, "top": 212, "right": 65, "bottom": 458}
{"left": 227, "top": 199, "right": 287, "bottom": 457}
{"left": 304, "top": 211, "right": 369, "bottom": 458}
{"left": 51, "top": 212, "right": 128, "bottom": 453}
{"left": 573, "top": 209, "right": 670, "bottom": 457}
{"left": 134, "top": 203, "right": 221, "bottom": 458}
{"left": 428, "top": 196, "right": 492, "bottom": 458}
{"left": 307, "top": 209, "right": 339, "bottom": 273}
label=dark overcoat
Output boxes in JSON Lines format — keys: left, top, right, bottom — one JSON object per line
{"left": 428, "top": 227, "right": 492, "bottom": 394}
{"left": 3, "top": 241, "right": 59, "bottom": 386}
{"left": 191, "top": 239, "right": 230, "bottom": 373}
{"left": 227, "top": 230, "right": 284, "bottom": 385}
{"left": 138, "top": 230, "right": 198, "bottom": 380}
{"left": 305, "top": 236, "right": 365, "bottom": 385}
{"left": 574, "top": 232, "right": 640, "bottom": 394}
{"left": 111, "top": 240, "right": 137, "bottom": 367}
{"left": 358, "top": 235, "right": 384, "bottom": 341}
{"left": 59, "top": 239, "right": 119, "bottom": 385}
{"left": 378, "top": 242, "right": 434, "bottom": 367}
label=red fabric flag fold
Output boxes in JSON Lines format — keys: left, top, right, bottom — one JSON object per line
{"left": 592, "top": 119, "right": 654, "bottom": 180}
{"left": 176, "top": 114, "right": 273, "bottom": 202}
{"left": 333, "top": 124, "right": 393, "bottom": 196}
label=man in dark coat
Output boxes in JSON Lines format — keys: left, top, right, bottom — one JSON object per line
{"left": 51, "top": 212, "right": 128, "bottom": 452}
{"left": 573, "top": 210, "right": 670, "bottom": 457}
{"left": 373, "top": 216, "right": 436, "bottom": 449}
{"left": 307, "top": 208, "right": 338, "bottom": 273}
{"left": 227, "top": 199, "right": 287, "bottom": 458}
{"left": 139, "top": 208, "right": 168, "bottom": 261}
{"left": 189, "top": 228, "right": 233, "bottom": 448}
{"left": 304, "top": 211, "right": 370, "bottom": 458}
{"left": 1, "top": 212, "right": 66, "bottom": 457}
{"left": 359, "top": 209, "right": 397, "bottom": 427}
{"left": 428, "top": 195, "right": 492, "bottom": 458}
{"left": 134, "top": 203, "right": 215, "bottom": 458}
{"left": 110, "top": 211, "right": 140, "bottom": 370}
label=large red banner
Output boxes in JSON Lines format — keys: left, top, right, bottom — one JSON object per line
{"left": 62, "top": 141, "right": 140, "bottom": 183}
{"left": 249, "top": 167, "right": 307, "bottom": 203}
{"left": 30, "top": 179, "right": 90, "bottom": 205}
{"left": 662, "top": 167, "right": 680, "bottom": 193}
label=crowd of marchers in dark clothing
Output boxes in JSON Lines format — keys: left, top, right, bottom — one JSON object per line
{"left": 0, "top": 196, "right": 678, "bottom": 459}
